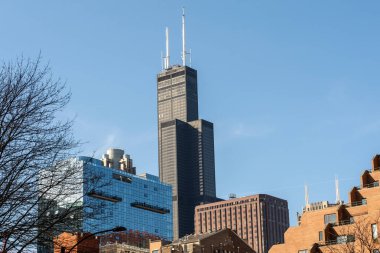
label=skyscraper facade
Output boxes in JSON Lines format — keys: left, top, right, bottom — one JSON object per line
{"left": 157, "top": 65, "right": 217, "bottom": 239}
{"left": 81, "top": 154, "right": 173, "bottom": 240}
{"left": 38, "top": 149, "right": 173, "bottom": 253}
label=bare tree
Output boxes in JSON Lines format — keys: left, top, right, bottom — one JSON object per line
{"left": 0, "top": 56, "right": 104, "bottom": 253}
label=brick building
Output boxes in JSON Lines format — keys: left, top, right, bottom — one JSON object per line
{"left": 194, "top": 195, "right": 289, "bottom": 253}
{"left": 54, "top": 232, "right": 99, "bottom": 253}
{"left": 99, "top": 230, "right": 161, "bottom": 253}
{"left": 149, "top": 228, "right": 255, "bottom": 253}
{"left": 269, "top": 155, "right": 380, "bottom": 253}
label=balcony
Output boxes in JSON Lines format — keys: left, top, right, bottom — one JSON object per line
{"left": 322, "top": 235, "right": 355, "bottom": 246}
{"left": 363, "top": 181, "right": 379, "bottom": 188}
{"left": 88, "top": 190, "right": 122, "bottom": 203}
{"left": 331, "top": 219, "right": 354, "bottom": 227}
{"left": 130, "top": 201, "right": 170, "bottom": 214}
{"left": 356, "top": 181, "right": 379, "bottom": 189}
{"left": 346, "top": 199, "right": 367, "bottom": 207}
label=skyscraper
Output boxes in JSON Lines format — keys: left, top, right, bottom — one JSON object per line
{"left": 157, "top": 11, "right": 217, "bottom": 239}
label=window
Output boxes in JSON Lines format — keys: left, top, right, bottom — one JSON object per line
{"left": 319, "top": 231, "right": 323, "bottom": 241}
{"left": 372, "top": 224, "right": 378, "bottom": 240}
{"left": 298, "top": 250, "right": 307, "bottom": 253}
{"left": 324, "top": 214, "right": 337, "bottom": 224}
{"left": 337, "top": 235, "right": 355, "bottom": 244}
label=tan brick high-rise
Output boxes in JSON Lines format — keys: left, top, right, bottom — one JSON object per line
{"left": 194, "top": 194, "right": 289, "bottom": 253}
{"left": 269, "top": 155, "right": 380, "bottom": 253}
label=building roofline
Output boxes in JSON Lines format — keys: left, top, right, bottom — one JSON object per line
{"left": 195, "top": 194, "right": 288, "bottom": 209}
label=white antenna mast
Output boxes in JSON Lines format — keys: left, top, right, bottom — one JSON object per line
{"left": 335, "top": 176, "right": 341, "bottom": 204}
{"left": 165, "top": 27, "right": 170, "bottom": 69}
{"left": 305, "top": 184, "right": 309, "bottom": 206}
{"left": 161, "top": 51, "right": 164, "bottom": 70}
{"left": 181, "top": 7, "right": 186, "bottom": 66}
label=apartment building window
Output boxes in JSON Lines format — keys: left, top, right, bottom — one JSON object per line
{"left": 319, "top": 231, "right": 323, "bottom": 241}
{"left": 372, "top": 224, "right": 378, "bottom": 240}
{"left": 337, "top": 235, "right": 355, "bottom": 244}
{"left": 324, "top": 213, "right": 337, "bottom": 224}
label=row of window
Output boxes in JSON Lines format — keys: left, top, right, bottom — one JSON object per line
{"left": 197, "top": 199, "right": 258, "bottom": 211}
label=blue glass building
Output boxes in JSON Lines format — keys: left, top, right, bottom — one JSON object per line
{"left": 78, "top": 153, "right": 173, "bottom": 241}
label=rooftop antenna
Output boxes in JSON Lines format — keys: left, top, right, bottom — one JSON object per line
{"left": 161, "top": 51, "right": 164, "bottom": 70}
{"left": 305, "top": 184, "right": 309, "bottom": 206}
{"left": 165, "top": 27, "right": 170, "bottom": 69}
{"left": 335, "top": 176, "right": 341, "bottom": 204}
{"left": 181, "top": 7, "right": 186, "bottom": 66}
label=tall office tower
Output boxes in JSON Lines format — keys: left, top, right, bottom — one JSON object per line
{"left": 157, "top": 11, "right": 217, "bottom": 240}
{"left": 195, "top": 195, "right": 289, "bottom": 253}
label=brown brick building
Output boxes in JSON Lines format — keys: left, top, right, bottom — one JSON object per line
{"left": 99, "top": 230, "right": 161, "bottom": 253}
{"left": 194, "top": 194, "right": 289, "bottom": 253}
{"left": 269, "top": 155, "right": 380, "bottom": 253}
{"left": 54, "top": 232, "right": 99, "bottom": 253}
{"left": 149, "top": 228, "right": 255, "bottom": 253}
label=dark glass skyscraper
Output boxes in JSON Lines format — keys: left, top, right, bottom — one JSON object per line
{"left": 157, "top": 65, "right": 217, "bottom": 239}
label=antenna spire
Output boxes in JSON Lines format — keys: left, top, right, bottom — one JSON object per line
{"left": 165, "top": 27, "right": 170, "bottom": 69}
{"left": 161, "top": 51, "right": 164, "bottom": 70}
{"left": 335, "top": 176, "right": 341, "bottom": 204}
{"left": 305, "top": 184, "right": 309, "bottom": 206}
{"left": 181, "top": 7, "right": 186, "bottom": 66}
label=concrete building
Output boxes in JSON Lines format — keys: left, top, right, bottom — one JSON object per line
{"left": 269, "top": 155, "right": 380, "bottom": 253}
{"left": 157, "top": 64, "right": 218, "bottom": 239}
{"left": 194, "top": 195, "right": 289, "bottom": 253}
{"left": 102, "top": 148, "right": 136, "bottom": 174}
{"left": 149, "top": 229, "right": 256, "bottom": 253}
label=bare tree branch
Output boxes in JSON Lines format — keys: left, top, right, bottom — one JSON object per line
{"left": 0, "top": 56, "right": 105, "bottom": 253}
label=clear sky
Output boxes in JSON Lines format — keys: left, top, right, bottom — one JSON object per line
{"left": 1, "top": 1, "right": 379, "bottom": 225}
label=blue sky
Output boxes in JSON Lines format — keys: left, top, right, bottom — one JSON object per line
{"left": 1, "top": 1, "right": 379, "bottom": 225}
